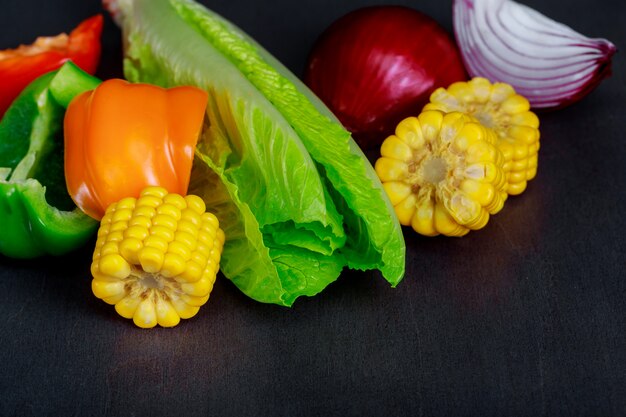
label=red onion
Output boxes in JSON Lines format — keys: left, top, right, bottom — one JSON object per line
{"left": 305, "top": 6, "right": 467, "bottom": 149}
{"left": 453, "top": 0, "right": 616, "bottom": 109}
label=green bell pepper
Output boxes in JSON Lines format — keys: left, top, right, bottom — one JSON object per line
{"left": 0, "top": 62, "right": 101, "bottom": 259}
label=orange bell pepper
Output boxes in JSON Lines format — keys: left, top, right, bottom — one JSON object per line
{"left": 64, "top": 79, "right": 208, "bottom": 220}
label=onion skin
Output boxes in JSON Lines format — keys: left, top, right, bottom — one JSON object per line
{"left": 453, "top": 0, "right": 617, "bottom": 110}
{"left": 305, "top": 6, "right": 467, "bottom": 149}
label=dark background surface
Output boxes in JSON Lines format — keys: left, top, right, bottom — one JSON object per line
{"left": 1, "top": 0, "right": 625, "bottom": 416}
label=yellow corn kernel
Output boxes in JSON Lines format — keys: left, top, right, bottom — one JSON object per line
{"left": 167, "top": 240, "right": 192, "bottom": 260}
{"left": 177, "top": 260, "right": 204, "bottom": 283}
{"left": 90, "top": 186, "right": 225, "bottom": 329}
{"left": 161, "top": 253, "right": 187, "bottom": 278}
{"left": 155, "top": 297, "right": 181, "bottom": 328}
{"left": 426, "top": 78, "right": 540, "bottom": 196}
{"left": 202, "top": 212, "right": 219, "bottom": 229}
{"left": 133, "top": 298, "right": 158, "bottom": 329}
{"left": 138, "top": 246, "right": 165, "bottom": 273}
{"left": 216, "top": 229, "right": 226, "bottom": 246}
{"left": 468, "top": 77, "right": 492, "bottom": 103}
{"left": 115, "top": 296, "right": 141, "bottom": 319}
{"left": 508, "top": 170, "right": 528, "bottom": 184}
{"left": 444, "top": 191, "right": 482, "bottom": 226}
{"left": 190, "top": 252, "right": 208, "bottom": 269}
{"left": 374, "top": 157, "right": 408, "bottom": 182}
{"left": 381, "top": 136, "right": 413, "bottom": 161}
{"left": 440, "top": 112, "right": 468, "bottom": 142}
{"left": 92, "top": 280, "right": 125, "bottom": 301}
{"left": 101, "top": 208, "right": 114, "bottom": 224}
{"left": 508, "top": 125, "right": 538, "bottom": 146}
{"left": 173, "top": 231, "right": 197, "bottom": 251}
{"left": 395, "top": 117, "right": 425, "bottom": 149}
{"left": 164, "top": 193, "right": 187, "bottom": 210}
{"left": 511, "top": 159, "right": 529, "bottom": 172}
{"left": 417, "top": 110, "right": 444, "bottom": 142}
{"left": 110, "top": 221, "right": 128, "bottom": 233}
{"left": 453, "top": 123, "right": 484, "bottom": 152}
{"left": 128, "top": 215, "right": 152, "bottom": 229}
{"left": 411, "top": 195, "right": 437, "bottom": 236}
{"left": 466, "top": 141, "right": 498, "bottom": 164}
{"left": 99, "top": 241, "right": 119, "bottom": 257}
{"left": 152, "top": 214, "right": 177, "bottom": 231}
{"left": 208, "top": 248, "right": 222, "bottom": 267}
{"left": 198, "top": 229, "right": 216, "bottom": 246}
{"left": 156, "top": 203, "right": 182, "bottom": 220}
{"left": 143, "top": 234, "right": 169, "bottom": 252}
{"left": 460, "top": 179, "right": 495, "bottom": 208}
{"left": 176, "top": 219, "right": 200, "bottom": 237}
{"left": 170, "top": 297, "right": 200, "bottom": 320}
{"left": 97, "top": 224, "right": 110, "bottom": 239}
{"left": 393, "top": 193, "right": 418, "bottom": 226}
{"left": 501, "top": 94, "right": 530, "bottom": 114}
{"left": 511, "top": 111, "right": 540, "bottom": 129}
{"left": 119, "top": 238, "right": 142, "bottom": 265}
{"left": 181, "top": 293, "right": 211, "bottom": 307}
{"left": 185, "top": 194, "right": 206, "bottom": 215}
{"left": 507, "top": 181, "right": 528, "bottom": 196}
{"left": 105, "top": 230, "right": 124, "bottom": 242}
{"left": 99, "top": 254, "right": 130, "bottom": 279}
{"left": 181, "top": 208, "right": 202, "bottom": 226}
{"left": 115, "top": 197, "right": 137, "bottom": 210}
{"left": 149, "top": 225, "right": 175, "bottom": 242}
{"left": 92, "top": 270, "right": 121, "bottom": 282}
{"left": 382, "top": 181, "right": 413, "bottom": 206}
{"left": 124, "top": 224, "right": 149, "bottom": 240}
{"left": 137, "top": 195, "right": 162, "bottom": 209}
{"left": 112, "top": 208, "right": 133, "bottom": 223}
{"left": 446, "top": 81, "right": 474, "bottom": 104}
{"left": 132, "top": 207, "right": 156, "bottom": 220}
{"left": 375, "top": 110, "right": 507, "bottom": 237}
{"left": 102, "top": 292, "right": 127, "bottom": 306}
{"left": 141, "top": 186, "right": 169, "bottom": 198}
{"left": 181, "top": 273, "right": 214, "bottom": 297}
{"left": 434, "top": 201, "right": 468, "bottom": 236}
{"left": 490, "top": 82, "right": 516, "bottom": 103}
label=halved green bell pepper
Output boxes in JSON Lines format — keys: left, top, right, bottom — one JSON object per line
{"left": 0, "top": 62, "right": 101, "bottom": 259}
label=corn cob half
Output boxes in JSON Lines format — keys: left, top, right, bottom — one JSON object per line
{"left": 91, "top": 186, "right": 225, "bottom": 328}
{"left": 424, "top": 78, "right": 540, "bottom": 195}
{"left": 375, "top": 111, "right": 507, "bottom": 237}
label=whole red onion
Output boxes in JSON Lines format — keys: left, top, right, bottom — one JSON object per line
{"left": 305, "top": 6, "right": 467, "bottom": 149}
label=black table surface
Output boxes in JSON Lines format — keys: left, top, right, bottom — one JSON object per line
{"left": 1, "top": 0, "right": 625, "bottom": 416}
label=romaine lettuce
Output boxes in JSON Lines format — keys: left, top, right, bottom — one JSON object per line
{"left": 113, "top": 0, "right": 405, "bottom": 306}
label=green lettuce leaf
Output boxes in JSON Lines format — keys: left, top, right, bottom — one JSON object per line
{"left": 191, "top": 150, "right": 343, "bottom": 305}
{"left": 170, "top": 0, "right": 405, "bottom": 284}
{"left": 114, "top": 0, "right": 405, "bottom": 305}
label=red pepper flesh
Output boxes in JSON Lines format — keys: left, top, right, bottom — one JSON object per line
{"left": 0, "top": 15, "right": 103, "bottom": 118}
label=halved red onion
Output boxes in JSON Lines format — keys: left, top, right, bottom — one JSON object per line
{"left": 453, "top": 0, "right": 616, "bottom": 109}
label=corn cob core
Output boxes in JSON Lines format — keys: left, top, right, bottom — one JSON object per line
{"left": 424, "top": 77, "right": 540, "bottom": 195}
{"left": 91, "top": 186, "right": 225, "bottom": 328}
{"left": 375, "top": 111, "right": 507, "bottom": 237}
